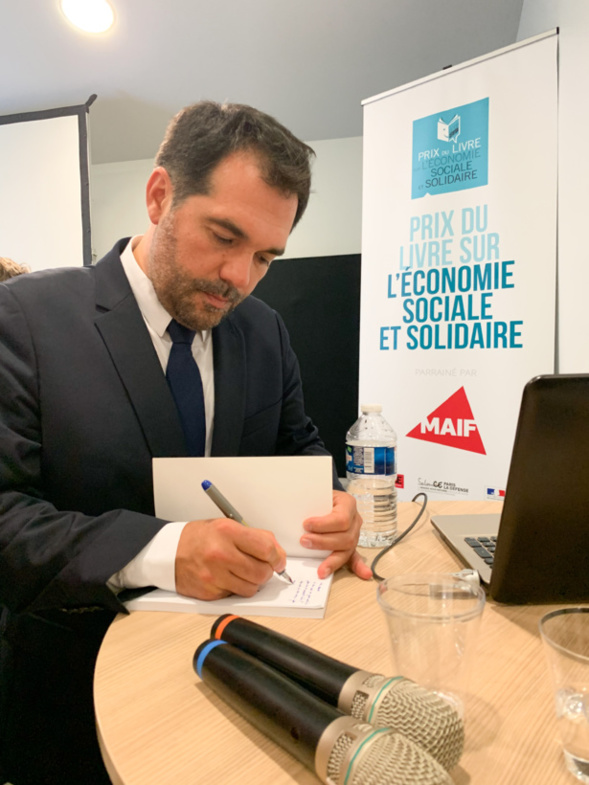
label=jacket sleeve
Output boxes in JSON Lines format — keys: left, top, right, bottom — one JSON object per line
{"left": 0, "top": 284, "right": 167, "bottom": 615}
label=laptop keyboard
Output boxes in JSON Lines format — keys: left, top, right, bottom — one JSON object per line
{"left": 465, "top": 536, "right": 497, "bottom": 566}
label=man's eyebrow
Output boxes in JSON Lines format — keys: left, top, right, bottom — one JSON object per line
{"left": 209, "top": 217, "right": 285, "bottom": 257}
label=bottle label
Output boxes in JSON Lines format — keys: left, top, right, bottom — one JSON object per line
{"left": 346, "top": 445, "right": 396, "bottom": 476}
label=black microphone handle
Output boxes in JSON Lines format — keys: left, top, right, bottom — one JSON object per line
{"left": 194, "top": 639, "right": 341, "bottom": 772}
{"left": 210, "top": 614, "right": 354, "bottom": 703}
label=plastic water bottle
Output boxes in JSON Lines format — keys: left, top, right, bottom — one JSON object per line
{"left": 345, "top": 404, "right": 397, "bottom": 548}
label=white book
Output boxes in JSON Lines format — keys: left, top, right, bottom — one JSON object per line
{"left": 124, "top": 456, "right": 334, "bottom": 618}
{"left": 124, "top": 557, "right": 333, "bottom": 619}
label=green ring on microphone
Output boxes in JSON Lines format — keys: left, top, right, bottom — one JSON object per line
{"left": 343, "top": 727, "right": 391, "bottom": 785}
{"left": 366, "top": 676, "right": 403, "bottom": 724}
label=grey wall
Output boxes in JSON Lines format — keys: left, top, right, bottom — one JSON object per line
{"left": 518, "top": 2, "right": 589, "bottom": 372}
{"left": 90, "top": 137, "right": 363, "bottom": 262}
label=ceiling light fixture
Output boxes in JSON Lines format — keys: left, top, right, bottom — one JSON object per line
{"left": 60, "top": 0, "right": 115, "bottom": 34}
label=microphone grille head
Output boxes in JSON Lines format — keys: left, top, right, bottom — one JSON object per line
{"left": 321, "top": 721, "right": 453, "bottom": 785}
{"left": 372, "top": 678, "right": 464, "bottom": 771}
{"left": 343, "top": 674, "right": 464, "bottom": 771}
{"left": 325, "top": 729, "right": 355, "bottom": 780}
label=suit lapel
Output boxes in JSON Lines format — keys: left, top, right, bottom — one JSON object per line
{"left": 93, "top": 243, "right": 187, "bottom": 457}
{"left": 211, "top": 316, "right": 245, "bottom": 456}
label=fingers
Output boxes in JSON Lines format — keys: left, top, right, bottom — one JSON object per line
{"left": 230, "top": 522, "right": 288, "bottom": 574}
{"left": 316, "top": 548, "right": 372, "bottom": 580}
{"left": 175, "top": 518, "right": 286, "bottom": 600}
{"left": 301, "top": 490, "right": 362, "bottom": 552}
{"left": 301, "top": 528, "right": 358, "bottom": 553}
{"left": 347, "top": 550, "right": 373, "bottom": 580}
{"left": 303, "top": 489, "right": 358, "bottom": 534}
{"left": 300, "top": 490, "right": 372, "bottom": 581}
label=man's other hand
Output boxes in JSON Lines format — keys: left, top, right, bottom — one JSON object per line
{"left": 300, "top": 490, "right": 372, "bottom": 581}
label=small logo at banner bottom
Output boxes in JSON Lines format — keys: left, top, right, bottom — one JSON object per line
{"left": 417, "top": 477, "right": 470, "bottom": 496}
{"left": 486, "top": 487, "right": 505, "bottom": 500}
{"left": 406, "top": 386, "right": 486, "bottom": 455}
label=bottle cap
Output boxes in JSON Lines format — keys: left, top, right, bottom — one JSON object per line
{"left": 360, "top": 403, "right": 382, "bottom": 413}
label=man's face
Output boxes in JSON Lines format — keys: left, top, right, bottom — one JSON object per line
{"left": 146, "top": 151, "right": 298, "bottom": 331}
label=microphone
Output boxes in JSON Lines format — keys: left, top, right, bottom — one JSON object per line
{"left": 210, "top": 614, "right": 464, "bottom": 772}
{"left": 194, "top": 639, "right": 453, "bottom": 785}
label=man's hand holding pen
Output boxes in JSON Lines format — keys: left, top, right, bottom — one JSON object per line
{"left": 202, "top": 480, "right": 294, "bottom": 583}
{"left": 175, "top": 517, "right": 288, "bottom": 601}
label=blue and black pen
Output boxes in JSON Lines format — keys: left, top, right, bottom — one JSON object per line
{"left": 201, "top": 480, "right": 294, "bottom": 584}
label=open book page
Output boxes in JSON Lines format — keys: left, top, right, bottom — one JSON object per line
{"left": 123, "top": 557, "right": 333, "bottom": 619}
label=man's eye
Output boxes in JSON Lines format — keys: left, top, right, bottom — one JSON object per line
{"left": 213, "top": 232, "right": 233, "bottom": 245}
{"left": 257, "top": 256, "right": 271, "bottom": 267}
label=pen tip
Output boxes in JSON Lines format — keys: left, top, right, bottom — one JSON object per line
{"left": 201, "top": 480, "right": 211, "bottom": 490}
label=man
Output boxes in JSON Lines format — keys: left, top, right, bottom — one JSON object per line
{"left": 0, "top": 101, "right": 370, "bottom": 784}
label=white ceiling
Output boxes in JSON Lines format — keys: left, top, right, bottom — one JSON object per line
{"left": 2, "top": 0, "right": 524, "bottom": 165}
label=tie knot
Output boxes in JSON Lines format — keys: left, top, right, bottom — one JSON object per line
{"left": 168, "top": 319, "right": 195, "bottom": 345}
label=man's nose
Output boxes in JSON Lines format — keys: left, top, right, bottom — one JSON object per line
{"left": 219, "top": 252, "right": 253, "bottom": 290}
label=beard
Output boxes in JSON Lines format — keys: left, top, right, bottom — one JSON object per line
{"left": 147, "top": 214, "right": 244, "bottom": 331}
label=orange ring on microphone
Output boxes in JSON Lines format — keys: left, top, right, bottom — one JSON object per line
{"left": 213, "top": 614, "right": 240, "bottom": 639}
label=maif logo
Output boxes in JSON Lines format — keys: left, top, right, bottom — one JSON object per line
{"left": 406, "top": 387, "right": 486, "bottom": 455}
{"left": 412, "top": 97, "right": 489, "bottom": 199}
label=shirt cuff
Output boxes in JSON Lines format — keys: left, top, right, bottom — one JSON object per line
{"left": 107, "top": 521, "right": 187, "bottom": 593}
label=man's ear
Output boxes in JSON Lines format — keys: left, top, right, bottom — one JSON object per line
{"left": 145, "top": 167, "right": 173, "bottom": 225}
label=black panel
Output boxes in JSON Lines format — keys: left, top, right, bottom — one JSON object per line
{"left": 254, "top": 254, "right": 360, "bottom": 477}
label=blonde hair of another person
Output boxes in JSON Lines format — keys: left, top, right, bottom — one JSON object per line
{"left": 0, "top": 257, "right": 30, "bottom": 282}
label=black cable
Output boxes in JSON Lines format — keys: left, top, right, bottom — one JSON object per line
{"left": 370, "top": 492, "right": 429, "bottom": 582}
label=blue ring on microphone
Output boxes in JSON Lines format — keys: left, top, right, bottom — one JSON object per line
{"left": 196, "top": 639, "right": 227, "bottom": 678}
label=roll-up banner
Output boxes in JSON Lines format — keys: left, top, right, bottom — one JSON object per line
{"left": 360, "top": 31, "right": 558, "bottom": 501}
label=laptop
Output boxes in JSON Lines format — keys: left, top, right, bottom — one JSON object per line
{"left": 431, "top": 374, "right": 589, "bottom": 604}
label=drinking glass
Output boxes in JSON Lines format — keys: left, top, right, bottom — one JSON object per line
{"left": 540, "top": 608, "right": 589, "bottom": 783}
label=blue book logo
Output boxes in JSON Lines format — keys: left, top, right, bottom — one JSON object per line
{"left": 412, "top": 98, "right": 489, "bottom": 199}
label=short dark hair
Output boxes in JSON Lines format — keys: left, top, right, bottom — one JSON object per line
{"left": 155, "top": 101, "right": 315, "bottom": 228}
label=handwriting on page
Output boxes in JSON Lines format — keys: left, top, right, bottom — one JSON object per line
{"left": 288, "top": 579, "right": 329, "bottom": 608}
{"left": 248, "top": 560, "right": 331, "bottom": 609}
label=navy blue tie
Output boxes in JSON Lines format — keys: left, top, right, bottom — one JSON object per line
{"left": 166, "top": 319, "right": 206, "bottom": 456}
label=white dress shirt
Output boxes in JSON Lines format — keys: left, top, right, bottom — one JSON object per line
{"left": 108, "top": 237, "right": 215, "bottom": 592}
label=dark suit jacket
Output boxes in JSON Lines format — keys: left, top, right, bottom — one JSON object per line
{"left": 0, "top": 239, "right": 336, "bottom": 783}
